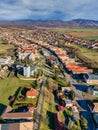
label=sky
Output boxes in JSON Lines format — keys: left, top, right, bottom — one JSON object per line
{"left": 0, "top": 0, "right": 98, "bottom": 21}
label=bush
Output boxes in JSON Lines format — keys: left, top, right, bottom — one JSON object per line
{"left": 80, "top": 116, "right": 88, "bottom": 130}
{"left": 69, "top": 90, "right": 75, "bottom": 100}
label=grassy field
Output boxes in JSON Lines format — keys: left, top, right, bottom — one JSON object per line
{"left": 50, "top": 27, "right": 98, "bottom": 40}
{"left": 67, "top": 44, "right": 98, "bottom": 63}
{"left": 0, "top": 77, "right": 33, "bottom": 106}
{"left": 39, "top": 87, "right": 57, "bottom": 130}
{"left": 0, "top": 38, "right": 14, "bottom": 55}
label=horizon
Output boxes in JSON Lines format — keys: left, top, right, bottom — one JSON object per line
{"left": 0, "top": 0, "right": 98, "bottom": 21}
{"left": 0, "top": 18, "right": 98, "bottom": 22}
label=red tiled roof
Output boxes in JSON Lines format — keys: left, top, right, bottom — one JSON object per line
{"left": 57, "top": 106, "right": 64, "bottom": 111}
{"left": 26, "top": 88, "right": 37, "bottom": 97}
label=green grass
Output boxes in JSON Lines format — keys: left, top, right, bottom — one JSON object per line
{"left": 50, "top": 27, "right": 98, "bottom": 32}
{"left": 39, "top": 87, "right": 57, "bottom": 130}
{"left": 0, "top": 40, "right": 14, "bottom": 55}
{"left": 0, "top": 77, "right": 33, "bottom": 106}
{"left": 68, "top": 44, "right": 98, "bottom": 63}
{"left": 84, "top": 36, "right": 98, "bottom": 40}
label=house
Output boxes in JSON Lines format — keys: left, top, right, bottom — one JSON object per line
{"left": 61, "top": 87, "right": 72, "bottom": 96}
{"left": 54, "top": 113, "right": 66, "bottom": 130}
{"left": 57, "top": 106, "right": 64, "bottom": 111}
{"left": 84, "top": 74, "right": 98, "bottom": 84}
{"left": 1, "top": 106, "right": 33, "bottom": 121}
{"left": 26, "top": 88, "right": 37, "bottom": 98}
{"left": 46, "top": 56, "right": 55, "bottom": 65}
{"left": 65, "top": 100, "right": 73, "bottom": 108}
{"left": 61, "top": 87, "right": 72, "bottom": 92}
{"left": 87, "top": 86, "right": 98, "bottom": 96}
{"left": 72, "top": 105, "right": 79, "bottom": 119}
{"left": 0, "top": 122, "right": 33, "bottom": 130}
{"left": 0, "top": 56, "right": 13, "bottom": 65}
{"left": 92, "top": 102, "right": 98, "bottom": 127}
{"left": 92, "top": 102, "right": 98, "bottom": 113}
{"left": 28, "top": 53, "right": 35, "bottom": 60}
{"left": 43, "top": 51, "right": 50, "bottom": 56}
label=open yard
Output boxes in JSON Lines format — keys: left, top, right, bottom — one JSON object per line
{"left": 0, "top": 38, "right": 14, "bottom": 56}
{"left": 0, "top": 77, "right": 33, "bottom": 106}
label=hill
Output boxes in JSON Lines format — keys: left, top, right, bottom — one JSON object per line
{"left": 0, "top": 19, "right": 98, "bottom": 28}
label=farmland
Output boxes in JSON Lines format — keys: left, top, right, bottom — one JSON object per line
{"left": 51, "top": 27, "right": 98, "bottom": 40}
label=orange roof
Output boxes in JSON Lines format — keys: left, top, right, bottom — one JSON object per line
{"left": 66, "top": 64, "right": 93, "bottom": 73}
{"left": 23, "top": 48, "right": 35, "bottom": 54}
{"left": 26, "top": 88, "right": 37, "bottom": 97}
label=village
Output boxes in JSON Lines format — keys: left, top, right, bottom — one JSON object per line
{"left": 0, "top": 27, "right": 98, "bottom": 130}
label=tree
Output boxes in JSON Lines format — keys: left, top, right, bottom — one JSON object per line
{"left": 67, "top": 81, "right": 71, "bottom": 87}
{"left": 80, "top": 116, "right": 88, "bottom": 130}
{"left": 69, "top": 90, "right": 75, "bottom": 100}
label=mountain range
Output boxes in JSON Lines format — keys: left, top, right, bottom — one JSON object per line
{"left": 0, "top": 19, "right": 98, "bottom": 28}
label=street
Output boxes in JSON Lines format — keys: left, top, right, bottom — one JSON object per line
{"left": 33, "top": 79, "right": 46, "bottom": 130}
{"left": 66, "top": 73, "right": 95, "bottom": 130}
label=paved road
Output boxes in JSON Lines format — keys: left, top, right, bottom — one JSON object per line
{"left": 66, "top": 73, "right": 95, "bottom": 130}
{"left": 33, "top": 79, "right": 46, "bottom": 130}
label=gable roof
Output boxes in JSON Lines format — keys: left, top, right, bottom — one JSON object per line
{"left": 26, "top": 88, "right": 37, "bottom": 97}
{"left": 85, "top": 74, "right": 98, "bottom": 80}
{"left": 0, "top": 122, "right": 33, "bottom": 130}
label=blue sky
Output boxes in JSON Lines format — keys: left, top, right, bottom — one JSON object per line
{"left": 0, "top": 0, "right": 98, "bottom": 21}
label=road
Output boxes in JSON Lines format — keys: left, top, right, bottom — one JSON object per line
{"left": 66, "top": 73, "right": 95, "bottom": 130}
{"left": 33, "top": 79, "right": 46, "bottom": 130}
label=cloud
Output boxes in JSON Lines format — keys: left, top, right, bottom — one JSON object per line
{"left": 0, "top": 0, "right": 98, "bottom": 21}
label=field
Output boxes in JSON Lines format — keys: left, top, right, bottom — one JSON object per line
{"left": 0, "top": 38, "right": 14, "bottom": 55}
{"left": 51, "top": 27, "right": 98, "bottom": 40}
{"left": 39, "top": 87, "right": 57, "bottom": 130}
{"left": 73, "top": 44, "right": 98, "bottom": 62}
{"left": 0, "top": 77, "right": 33, "bottom": 106}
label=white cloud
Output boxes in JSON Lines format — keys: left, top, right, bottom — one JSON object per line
{"left": 0, "top": 0, "right": 98, "bottom": 20}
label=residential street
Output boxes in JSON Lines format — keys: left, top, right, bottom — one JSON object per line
{"left": 33, "top": 79, "right": 46, "bottom": 130}
{"left": 66, "top": 73, "right": 95, "bottom": 130}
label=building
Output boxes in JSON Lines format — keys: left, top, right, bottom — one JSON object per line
{"left": 23, "top": 65, "right": 30, "bottom": 77}
{"left": 54, "top": 113, "right": 66, "bottom": 130}
{"left": 92, "top": 102, "right": 98, "bottom": 113}
{"left": 0, "top": 56, "right": 13, "bottom": 65}
{"left": 43, "top": 51, "right": 50, "bottom": 56}
{"left": 57, "top": 106, "right": 64, "bottom": 111}
{"left": 0, "top": 122, "right": 33, "bottom": 130}
{"left": 92, "top": 102, "right": 98, "bottom": 127}
{"left": 61, "top": 87, "right": 72, "bottom": 92}
{"left": 1, "top": 106, "right": 33, "bottom": 121}
{"left": 26, "top": 88, "right": 37, "bottom": 98}
{"left": 84, "top": 74, "right": 98, "bottom": 84}
{"left": 23, "top": 65, "right": 36, "bottom": 77}
{"left": 30, "top": 66, "right": 36, "bottom": 76}
{"left": 28, "top": 53, "right": 35, "bottom": 60}
{"left": 65, "top": 100, "right": 73, "bottom": 108}
{"left": 87, "top": 86, "right": 98, "bottom": 96}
